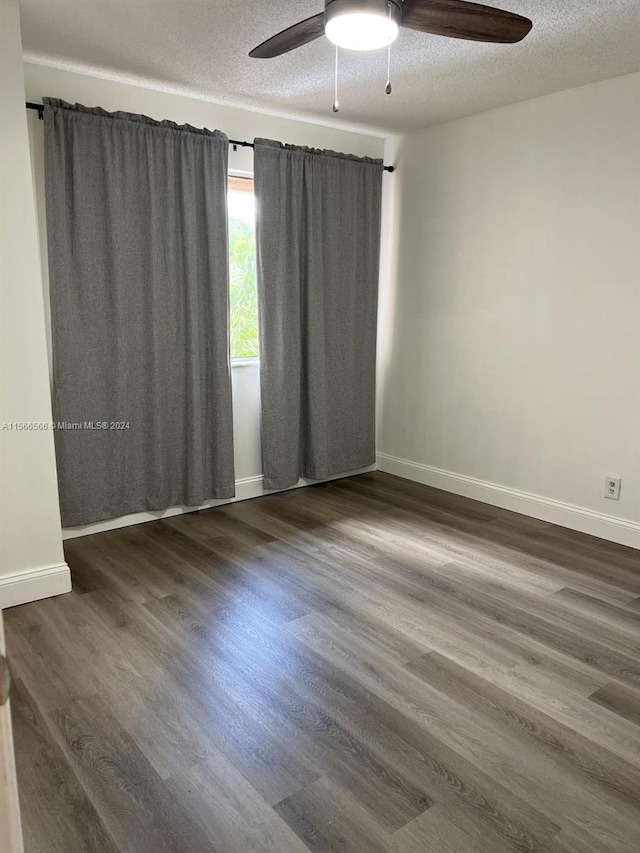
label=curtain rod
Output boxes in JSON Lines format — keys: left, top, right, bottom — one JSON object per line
{"left": 25, "top": 102, "right": 394, "bottom": 172}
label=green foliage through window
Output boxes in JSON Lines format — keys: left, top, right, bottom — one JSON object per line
{"left": 228, "top": 188, "right": 259, "bottom": 358}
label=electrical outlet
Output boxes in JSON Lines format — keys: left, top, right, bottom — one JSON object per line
{"left": 605, "top": 477, "right": 621, "bottom": 500}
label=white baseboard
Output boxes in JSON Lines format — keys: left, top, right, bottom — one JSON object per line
{"left": 0, "top": 563, "right": 72, "bottom": 609}
{"left": 62, "top": 465, "right": 377, "bottom": 539}
{"left": 377, "top": 453, "right": 640, "bottom": 550}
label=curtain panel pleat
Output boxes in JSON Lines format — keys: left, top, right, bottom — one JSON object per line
{"left": 254, "top": 139, "right": 383, "bottom": 491}
{"left": 44, "top": 99, "right": 235, "bottom": 526}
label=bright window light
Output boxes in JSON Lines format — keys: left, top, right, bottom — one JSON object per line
{"left": 325, "top": 11, "right": 399, "bottom": 51}
{"left": 228, "top": 182, "right": 259, "bottom": 359}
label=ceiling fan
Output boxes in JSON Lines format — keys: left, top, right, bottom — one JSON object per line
{"left": 249, "top": 0, "right": 533, "bottom": 59}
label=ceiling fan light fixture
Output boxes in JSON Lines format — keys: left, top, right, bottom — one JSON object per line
{"left": 324, "top": 0, "right": 401, "bottom": 52}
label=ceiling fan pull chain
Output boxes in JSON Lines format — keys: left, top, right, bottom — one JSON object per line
{"left": 386, "top": 45, "right": 392, "bottom": 95}
{"left": 333, "top": 44, "right": 340, "bottom": 113}
{"left": 385, "top": 3, "right": 392, "bottom": 95}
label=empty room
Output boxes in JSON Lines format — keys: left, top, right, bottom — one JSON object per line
{"left": 1, "top": 1, "right": 639, "bottom": 851}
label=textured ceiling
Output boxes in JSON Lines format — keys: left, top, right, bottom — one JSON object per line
{"left": 19, "top": 0, "right": 640, "bottom": 134}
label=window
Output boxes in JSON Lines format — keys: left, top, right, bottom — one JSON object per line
{"left": 228, "top": 176, "right": 259, "bottom": 359}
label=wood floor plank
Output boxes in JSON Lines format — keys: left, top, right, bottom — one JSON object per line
{"left": 492, "top": 663, "right": 640, "bottom": 766}
{"left": 49, "top": 694, "right": 213, "bottom": 853}
{"left": 141, "top": 594, "right": 323, "bottom": 805}
{"left": 32, "top": 591, "right": 217, "bottom": 781}
{"left": 404, "top": 653, "right": 640, "bottom": 851}
{"left": 550, "top": 588, "right": 640, "bottom": 636}
{"left": 84, "top": 585, "right": 321, "bottom": 805}
{"left": 223, "top": 607, "right": 561, "bottom": 851}
{"left": 406, "top": 565, "right": 640, "bottom": 688}
{"left": 4, "top": 604, "right": 99, "bottom": 711}
{"left": 389, "top": 801, "right": 517, "bottom": 853}
{"left": 169, "top": 606, "right": 434, "bottom": 832}
{"left": 167, "top": 504, "right": 278, "bottom": 547}
{"left": 266, "top": 538, "right": 603, "bottom": 696}
{"left": 249, "top": 485, "right": 634, "bottom": 632}
{"left": 259, "top": 507, "right": 634, "bottom": 690}
{"left": 324, "top": 477, "right": 638, "bottom": 604}
{"left": 5, "top": 471, "right": 639, "bottom": 853}
{"left": 274, "top": 776, "right": 396, "bottom": 853}
{"left": 138, "top": 519, "right": 308, "bottom": 624}
{"left": 63, "top": 533, "right": 171, "bottom": 604}
{"left": 406, "top": 651, "right": 640, "bottom": 807}
{"left": 588, "top": 681, "right": 640, "bottom": 727}
{"left": 286, "top": 609, "right": 631, "bottom": 851}
{"left": 167, "top": 751, "right": 311, "bottom": 853}
{"left": 10, "top": 678, "right": 119, "bottom": 853}
{"left": 544, "top": 819, "right": 640, "bottom": 853}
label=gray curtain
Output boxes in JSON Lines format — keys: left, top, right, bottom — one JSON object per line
{"left": 254, "top": 139, "right": 383, "bottom": 491}
{"left": 44, "top": 99, "right": 234, "bottom": 526}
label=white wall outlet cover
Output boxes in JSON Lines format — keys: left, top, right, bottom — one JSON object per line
{"left": 605, "top": 477, "right": 621, "bottom": 501}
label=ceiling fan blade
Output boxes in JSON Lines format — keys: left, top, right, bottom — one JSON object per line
{"left": 249, "top": 13, "right": 325, "bottom": 58}
{"left": 401, "top": 0, "right": 532, "bottom": 43}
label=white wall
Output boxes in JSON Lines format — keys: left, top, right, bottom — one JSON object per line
{"left": 23, "top": 63, "right": 385, "bottom": 538}
{"left": 0, "top": 0, "right": 70, "bottom": 607}
{"left": 378, "top": 73, "right": 640, "bottom": 547}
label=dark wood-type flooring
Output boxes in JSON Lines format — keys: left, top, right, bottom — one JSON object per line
{"left": 5, "top": 472, "right": 640, "bottom": 852}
